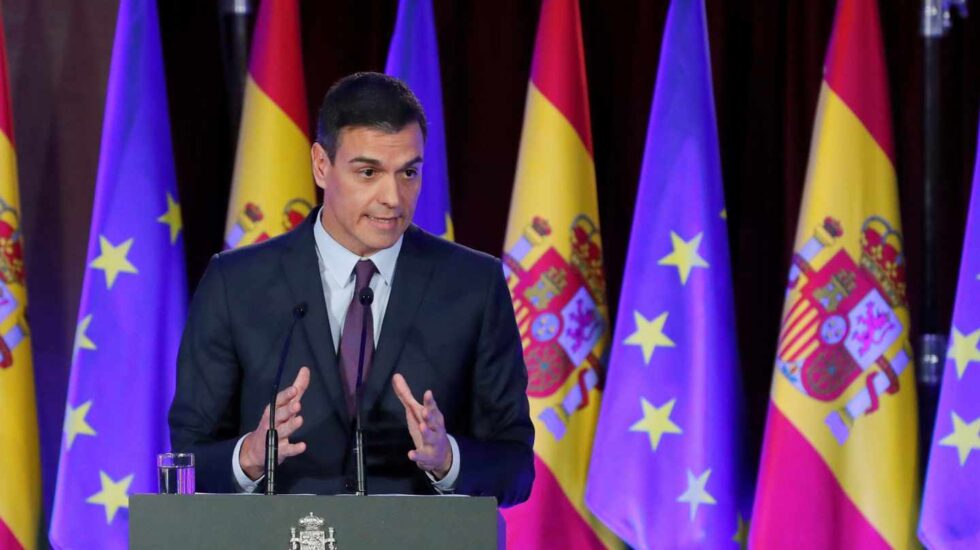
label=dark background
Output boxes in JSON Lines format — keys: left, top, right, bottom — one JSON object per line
{"left": 5, "top": 0, "right": 978, "bottom": 543}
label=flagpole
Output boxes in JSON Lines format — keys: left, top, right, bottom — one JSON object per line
{"left": 918, "top": 0, "right": 967, "bottom": 453}
{"left": 219, "top": 0, "right": 255, "bottom": 146}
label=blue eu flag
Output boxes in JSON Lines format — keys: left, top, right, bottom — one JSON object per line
{"left": 919, "top": 116, "right": 980, "bottom": 549}
{"left": 50, "top": 0, "right": 187, "bottom": 547}
{"left": 386, "top": 0, "right": 454, "bottom": 240}
{"left": 585, "top": 1, "right": 751, "bottom": 547}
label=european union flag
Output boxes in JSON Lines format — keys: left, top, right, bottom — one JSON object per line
{"left": 585, "top": 1, "right": 751, "bottom": 547}
{"left": 385, "top": 0, "right": 454, "bottom": 240}
{"left": 50, "top": 0, "right": 186, "bottom": 547}
{"left": 919, "top": 117, "right": 980, "bottom": 549}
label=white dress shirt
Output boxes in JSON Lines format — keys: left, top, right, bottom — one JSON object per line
{"left": 233, "top": 211, "right": 460, "bottom": 492}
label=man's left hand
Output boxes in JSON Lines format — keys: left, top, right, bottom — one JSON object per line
{"left": 392, "top": 373, "right": 452, "bottom": 479}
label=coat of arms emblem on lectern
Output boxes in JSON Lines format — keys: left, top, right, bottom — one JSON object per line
{"left": 288, "top": 513, "right": 337, "bottom": 550}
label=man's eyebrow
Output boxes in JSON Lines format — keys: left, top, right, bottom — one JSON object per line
{"left": 348, "top": 156, "right": 382, "bottom": 166}
{"left": 347, "top": 156, "right": 423, "bottom": 169}
{"left": 399, "top": 156, "right": 423, "bottom": 170}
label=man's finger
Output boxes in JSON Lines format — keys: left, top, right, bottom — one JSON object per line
{"left": 423, "top": 413, "right": 443, "bottom": 433}
{"left": 392, "top": 374, "right": 423, "bottom": 421}
{"left": 270, "top": 368, "right": 308, "bottom": 428}
{"left": 419, "top": 428, "right": 436, "bottom": 448}
{"left": 277, "top": 414, "right": 303, "bottom": 439}
{"left": 408, "top": 447, "right": 436, "bottom": 464}
{"left": 273, "top": 385, "right": 298, "bottom": 409}
{"left": 291, "top": 366, "right": 311, "bottom": 396}
{"left": 422, "top": 399, "right": 443, "bottom": 428}
{"left": 427, "top": 405, "right": 444, "bottom": 426}
{"left": 422, "top": 392, "right": 444, "bottom": 431}
{"left": 258, "top": 378, "right": 301, "bottom": 432}
{"left": 278, "top": 440, "right": 307, "bottom": 461}
{"left": 419, "top": 421, "right": 445, "bottom": 448}
{"left": 273, "top": 399, "right": 301, "bottom": 427}
{"left": 392, "top": 373, "right": 420, "bottom": 407}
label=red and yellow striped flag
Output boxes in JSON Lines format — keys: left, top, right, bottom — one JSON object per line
{"left": 750, "top": 0, "right": 919, "bottom": 547}
{"left": 224, "top": 0, "right": 314, "bottom": 249}
{"left": 500, "top": 0, "right": 618, "bottom": 547}
{"left": 0, "top": 8, "right": 40, "bottom": 549}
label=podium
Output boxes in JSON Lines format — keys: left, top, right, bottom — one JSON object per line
{"left": 130, "top": 494, "right": 505, "bottom": 549}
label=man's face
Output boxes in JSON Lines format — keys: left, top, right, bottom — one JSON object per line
{"left": 312, "top": 123, "right": 423, "bottom": 256}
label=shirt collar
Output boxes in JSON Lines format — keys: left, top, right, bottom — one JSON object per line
{"left": 313, "top": 206, "right": 403, "bottom": 288}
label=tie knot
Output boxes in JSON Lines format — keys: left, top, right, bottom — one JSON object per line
{"left": 353, "top": 259, "right": 377, "bottom": 290}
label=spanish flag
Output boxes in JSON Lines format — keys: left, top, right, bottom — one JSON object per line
{"left": 500, "top": 0, "right": 618, "bottom": 547}
{"left": 750, "top": 0, "right": 919, "bottom": 547}
{"left": 0, "top": 7, "right": 40, "bottom": 549}
{"left": 224, "top": 0, "right": 314, "bottom": 249}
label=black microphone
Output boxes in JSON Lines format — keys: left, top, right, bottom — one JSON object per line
{"left": 265, "top": 302, "right": 307, "bottom": 495}
{"left": 354, "top": 286, "right": 374, "bottom": 496}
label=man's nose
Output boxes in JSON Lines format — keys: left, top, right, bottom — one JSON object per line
{"left": 377, "top": 174, "right": 400, "bottom": 208}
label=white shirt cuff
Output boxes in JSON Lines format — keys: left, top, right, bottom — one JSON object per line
{"left": 426, "top": 434, "right": 460, "bottom": 493}
{"left": 232, "top": 434, "right": 263, "bottom": 493}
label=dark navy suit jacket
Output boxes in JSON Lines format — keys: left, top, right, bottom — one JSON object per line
{"left": 168, "top": 209, "right": 534, "bottom": 505}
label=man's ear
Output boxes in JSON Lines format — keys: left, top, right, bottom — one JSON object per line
{"left": 311, "top": 142, "right": 330, "bottom": 190}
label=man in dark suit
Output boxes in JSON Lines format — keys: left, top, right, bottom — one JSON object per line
{"left": 169, "top": 73, "right": 534, "bottom": 505}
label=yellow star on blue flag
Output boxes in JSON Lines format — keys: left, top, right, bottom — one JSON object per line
{"left": 733, "top": 513, "right": 749, "bottom": 548}
{"left": 677, "top": 468, "right": 717, "bottom": 521}
{"left": 658, "top": 231, "right": 709, "bottom": 285}
{"left": 624, "top": 310, "right": 675, "bottom": 364}
{"left": 86, "top": 471, "right": 134, "bottom": 524}
{"left": 73, "top": 314, "right": 97, "bottom": 358}
{"left": 939, "top": 411, "right": 980, "bottom": 466}
{"left": 630, "top": 397, "right": 682, "bottom": 451}
{"left": 948, "top": 327, "right": 980, "bottom": 379}
{"left": 440, "top": 212, "right": 454, "bottom": 241}
{"left": 156, "top": 192, "right": 183, "bottom": 244}
{"left": 89, "top": 236, "right": 138, "bottom": 289}
{"left": 64, "top": 400, "right": 97, "bottom": 450}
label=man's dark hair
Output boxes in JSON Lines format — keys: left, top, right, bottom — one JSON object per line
{"left": 315, "top": 72, "right": 427, "bottom": 163}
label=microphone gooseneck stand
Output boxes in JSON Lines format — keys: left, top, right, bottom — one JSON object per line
{"left": 265, "top": 303, "right": 306, "bottom": 495}
{"left": 354, "top": 286, "right": 375, "bottom": 496}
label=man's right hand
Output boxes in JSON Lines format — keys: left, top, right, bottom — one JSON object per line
{"left": 239, "top": 366, "right": 311, "bottom": 480}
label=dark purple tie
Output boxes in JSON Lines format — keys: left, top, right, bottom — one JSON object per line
{"left": 339, "top": 259, "right": 377, "bottom": 415}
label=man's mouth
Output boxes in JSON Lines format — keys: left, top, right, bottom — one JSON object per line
{"left": 365, "top": 214, "right": 400, "bottom": 227}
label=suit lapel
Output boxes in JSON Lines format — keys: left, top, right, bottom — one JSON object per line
{"left": 362, "top": 226, "right": 435, "bottom": 412}
{"left": 280, "top": 210, "right": 350, "bottom": 430}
